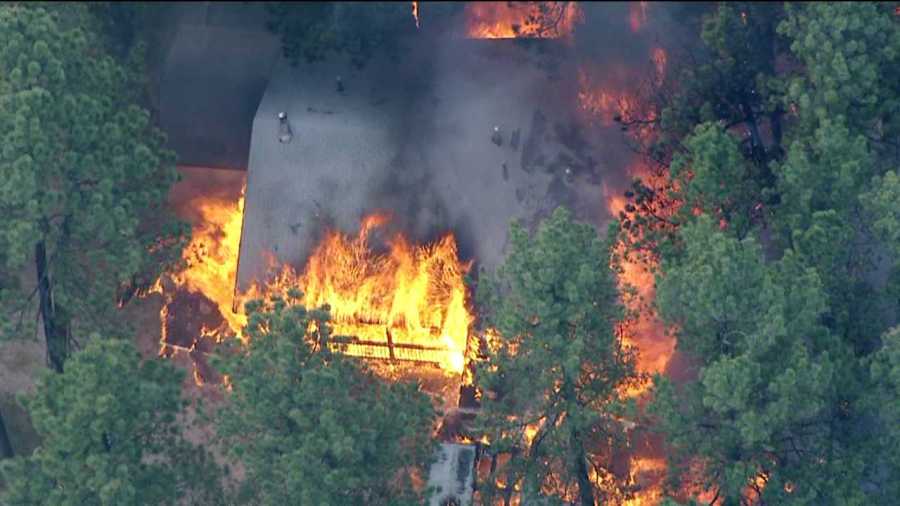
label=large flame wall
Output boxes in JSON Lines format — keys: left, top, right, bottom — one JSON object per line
{"left": 241, "top": 213, "right": 472, "bottom": 373}
{"left": 156, "top": 178, "right": 472, "bottom": 377}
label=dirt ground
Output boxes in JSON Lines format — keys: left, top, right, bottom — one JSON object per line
{"left": 0, "top": 338, "right": 43, "bottom": 456}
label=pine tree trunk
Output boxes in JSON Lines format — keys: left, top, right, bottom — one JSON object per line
{"left": 572, "top": 431, "right": 595, "bottom": 506}
{"left": 562, "top": 377, "right": 595, "bottom": 506}
{"left": 0, "top": 407, "right": 13, "bottom": 458}
{"left": 36, "top": 241, "right": 66, "bottom": 373}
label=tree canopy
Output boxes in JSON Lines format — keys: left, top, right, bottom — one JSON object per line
{"left": 867, "top": 325, "right": 900, "bottom": 501}
{"left": 213, "top": 293, "right": 438, "bottom": 505}
{"left": 266, "top": 2, "right": 442, "bottom": 68}
{"left": 630, "top": 2, "right": 900, "bottom": 503}
{"left": 651, "top": 216, "right": 861, "bottom": 504}
{"left": 474, "top": 207, "right": 638, "bottom": 505}
{"left": 0, "top": 5, "right": 186, "bottom": 369}
{"left": 0, "top": 338, "right": 220, "bottom": 505}
{"left": 1, "top": 2, "right": 899, "bottom": 505}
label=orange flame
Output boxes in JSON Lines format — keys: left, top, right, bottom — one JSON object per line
{"left": 241, "top": 218, "right": 473, "bottom": 374}
{"left": 629, "top": 1, "right": 649, "bottom": 33}
{"left": 465, "top": 2, "right": 583, "bottom": 39}
{"left": 181, "top": 191, "right": 248, "bottom": 334}
{"left": 623, "top": 457, "right": 666, "bottom": 505}
{"left": 577, "top": 68, "right": 641, "bottom": 128}
{"left": 607, "top": 162, "right": 676, "bottom": 395}
{"left": 149, "top": 185, "right": 247, "bottom": 356}
{"left": 600, "top": 159, "right": 680, "bottom": 506}
{"left": 412, "top": 1, "right": 420, "bottom": 29}
{"left": 577, "top": 46, "right": 666, "bottom": 146}
{"left": 155, "top": 187, "right": 473, "bottom": 377}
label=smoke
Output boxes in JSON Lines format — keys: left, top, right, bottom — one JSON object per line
{"left": 168, "top": 166, "right": 245, "bottom": 222}
{"left": 236, "top": 2, "right": 688, "bottom": 291}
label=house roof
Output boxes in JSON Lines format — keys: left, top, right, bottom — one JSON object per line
{"left": 235, "top": 38, "right": 613, "bottom": 291}
{"left": 149, "top": 2, "right": 281, "bottom": 170}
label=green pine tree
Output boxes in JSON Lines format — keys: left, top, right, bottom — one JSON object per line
{"left": 0, "top": 338, "right": 221, "bottom": 505}
{"left": 213, "top": 293, "right": 438, "bottom": 505}
{"left": 650, "top": 216, "right": 863, "bottom": 504}
{"left": 474, "top": 207, "right": 638, "bottom": 505}
{"left": 0, "top": 5, "right": 187, "bottom": 370}
{"left": 629, "top": 2, "right": 900, "bottom": 503}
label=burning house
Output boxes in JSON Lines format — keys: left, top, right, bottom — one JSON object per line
{"left": 147, "top": 2, "right": 684, "bottom": 503}
{"left": 152, "top": 2, "right": 673, "bottom": 324}
{"left": 233, "top": 37, "right": 605, "bottom": 381}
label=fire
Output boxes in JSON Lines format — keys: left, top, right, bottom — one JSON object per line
{"left": 674, "top": 460, "right": 722, "bottom": 504}
{"left": 465, "top": 2, "right": 583, "bottom": 39}
{"left": 150, "top": 186, "right": 248, "bottom": 383}
{"left": 577, "top": 46, "right": 665, "bottom": 133}
{"left": 168, "top": 188, "right": 248, "bottom": 335}
{"left": 623, "top": 457, "right": 666, "bottom": 505}
{"left": 744, "top": 472, "right": 768, "bottom": 503}
{"left": 629, "top": 1, "right": 649, "bottom": 33}
{"left": 604, "top": 160, "right": 680, "bottom": 503}
{"left": 614, "top": 251, "right": 672, "bottom": 376}
{"left": 523, "top": 420, "right": 542, "bottom": 446}
{"left": 651, "top": 47, "right": 667, "bottom": 84}
{"left": 577, "top": 68, "right": 643, "bottom": 128}
{"left": 412, "top": 1, "right": 420, "bottom": 29}
{"left": 607, "top": 163, "right": 676, "bottom": 391}
{"left": 244, "top": 216, "right": 473, "bottom": 374}
{"left": 154, "top": 186, "right": 473, "bottom": 378}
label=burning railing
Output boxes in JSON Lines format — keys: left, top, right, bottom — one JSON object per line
{"left": 241, "top": 213, "right": 472, "bottom": 374}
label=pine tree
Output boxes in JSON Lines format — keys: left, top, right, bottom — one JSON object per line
{"left": 0, "top": 338, "right": 221, "bottom": 505}
{"left": 475, "top": 207, "right": 638, "bottom": 505}
{"left": 626, "top": 3, "right": 900, "bottom": 503}
{"left": 650, "top": 216, "right": 863, "bottom": 504}
{"left": 213, "top": 293, "right": 438, "bottom": 505}
{"left": 0, "top": 5, "right": 186, "bottom": 370}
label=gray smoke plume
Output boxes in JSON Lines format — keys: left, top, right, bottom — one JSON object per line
{"left": 235, "top": 2, "right": 686, "bottom": 291}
